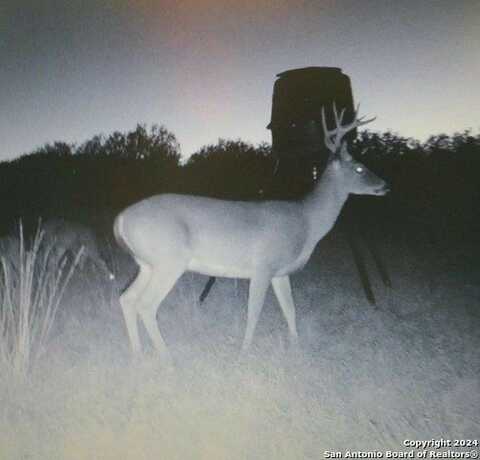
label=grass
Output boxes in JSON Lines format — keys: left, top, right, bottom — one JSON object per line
{"left": 0, "top": 227, "right": 479, "bottom": 459}
{"left": 0, "top": 222, "right": 82, "bottom": 378}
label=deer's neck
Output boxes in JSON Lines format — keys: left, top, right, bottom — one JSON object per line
{"left": 303, "top": 171, "right": 349, "bottom": 241}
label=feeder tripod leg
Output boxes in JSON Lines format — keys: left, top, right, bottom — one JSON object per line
{"left": 360, "top": 226, "right": 392, "bottom": 288}
{"left": 199, "top": 276, "right": 216, "bottom": 303}
{"left": 346, "top": 228, "right": 376, "bottom": 306}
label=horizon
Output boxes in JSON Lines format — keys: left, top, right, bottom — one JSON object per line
{"left": 1, "top": 0, "right": 478, "bottom": 161}
{"left": 5, "top": 119, "right": 479, "bottom": 164}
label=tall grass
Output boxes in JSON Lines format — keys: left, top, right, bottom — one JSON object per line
{"left": 0, "top": 222, "right": 82, "bottom": 378}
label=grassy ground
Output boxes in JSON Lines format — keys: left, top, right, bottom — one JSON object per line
{"left": 0, "top": 228, "right": 479, "bottom": 459}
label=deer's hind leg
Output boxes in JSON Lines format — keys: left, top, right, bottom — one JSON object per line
{"left": 272, "top": 275, "right": 298, "bottom": 346}
{"left": 135, "top": 261, "right": 187, "bottom": 356}
{"left": 120, "top": 260, "right": 152, "bottom": 353}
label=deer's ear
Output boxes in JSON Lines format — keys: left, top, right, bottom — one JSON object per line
{"left": 339, "top": 142, "right": 352, "bottom": 161}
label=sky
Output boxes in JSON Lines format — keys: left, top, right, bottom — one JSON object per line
{"left": 0, "top": 0, "right": 478, "bottom": 161}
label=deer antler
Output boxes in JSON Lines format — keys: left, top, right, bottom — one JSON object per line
{"left": 321, "top": 103, "right": 376, "bottom": 154}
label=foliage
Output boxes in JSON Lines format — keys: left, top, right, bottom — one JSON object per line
{"left": 1, "top": 124, "right": 182, "bottom": 230}
{"left": 29, "top": 141, "right": 74, "bottom": 158}
{"left": 76, "top": 124, "right": 181, "bottom": 164}
{"left": 184, "top": 139, "right": 274, "bottom": 199}
{"left": 0, "top": 125, "right": 479, "bottom": 243}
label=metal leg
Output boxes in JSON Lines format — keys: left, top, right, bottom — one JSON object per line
{"left": 360, "top": 226, "right": 392, "bottom": 288}
{"left": 346, "top": 228, "right": 376, "bottom": 306}
{"left": 199, "top": 276, "right": 216, "bottom": 303}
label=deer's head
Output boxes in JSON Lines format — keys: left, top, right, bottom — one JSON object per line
{"left": 321, "top": 104, "right": 389, "bottom": 197}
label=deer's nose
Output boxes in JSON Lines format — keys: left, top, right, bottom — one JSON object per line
{"left": 375, "top": 183, "right": 390, "bottom": 195}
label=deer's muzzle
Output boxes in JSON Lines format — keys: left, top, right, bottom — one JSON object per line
{"left": 374, "top": 184, "right": 390, "bottom": 196}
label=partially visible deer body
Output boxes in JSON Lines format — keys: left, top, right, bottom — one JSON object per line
{"left": 40, "top": 219, "right": 114, "bottom": 280}
{"left": 1, "top": 220, "right": 113, "bottom": 281}
{"left": 0, "top": 219, "right": 115, "bottom": 293}
{"left": 114, "top": 105, "right": 389, "bottom": 356}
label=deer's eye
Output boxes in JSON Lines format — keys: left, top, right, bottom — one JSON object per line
{"left": 355, "top": 166, "right": 364, "bottom": 174}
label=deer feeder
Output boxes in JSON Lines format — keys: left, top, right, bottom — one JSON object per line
{"left": 267, "top": 66, "right": 390, "bottom": 304}
{"left": 267, "top": 67, "right": 356, "bottom": 196}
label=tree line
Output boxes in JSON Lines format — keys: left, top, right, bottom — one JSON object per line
{"left": 1, "top": 124, "right": 479, "bottom": 245}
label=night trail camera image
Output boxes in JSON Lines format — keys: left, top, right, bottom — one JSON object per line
{"left": 0, "top": 2, "right": 479, "bottom": 458}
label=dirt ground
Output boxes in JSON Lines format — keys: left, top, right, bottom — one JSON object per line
{"left": 1, "top": 230, "right": 479, "bottom": 459}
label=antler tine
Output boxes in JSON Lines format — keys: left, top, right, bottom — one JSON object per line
{"left": 336, "top": 103, "right": 376, "bottom": 140}
{"left": 332, "top": 102, "right": 346, "bottom": 130}
{"left": 321, "top": 106, "right": 337, "bottom": 136}
{"left": 321, "top": 106, "right": 336, "bottom": 153}
{"left": 354, "top": 103, "right": 360, "bottom": 120}
{"left": 322, "top": 103, "right": 375, "bottom": 153}
{"left": 339, "top": 103, "right": 361, "bottom": 131}
{"left": 329, "top": 102, "right": 348, "bottom": 152}
{"left": 331, "top": 113, "right": 357, "bottom": 149}
{"left": 321, "top": 106, "right": 328, "bottom": 135}
{"left": 356, "top": 116, "right": 376, "bottom": 127}
{"left": 353, "top": 103, "right": 376, "bottom": 127}
{"left": 332, "top": 102, "right": 339, "bottom": 128}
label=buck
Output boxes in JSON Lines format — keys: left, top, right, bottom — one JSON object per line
{"left": 114, "top": 105, "right": 389, "bottom": 356}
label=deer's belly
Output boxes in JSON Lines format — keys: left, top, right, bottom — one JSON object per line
{"left": 187, "top": 238, "right": 315, "bottom": 279}
{"left": 187, "top": 258, "right": 250, "bottom": 279}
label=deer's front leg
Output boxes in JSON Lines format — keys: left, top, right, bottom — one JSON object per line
{"left": 242, "top": 272, "right": 271, "bottom": 350}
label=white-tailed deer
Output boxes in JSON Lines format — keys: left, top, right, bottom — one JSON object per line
{"left": 40, "top": 219, "right": 114, "bottom": 280}
{"left": 114, "top": 105, "right": 389, "bottom": 356}
{"left": 0, "top": 219, "right": 114, "bottom": 286}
